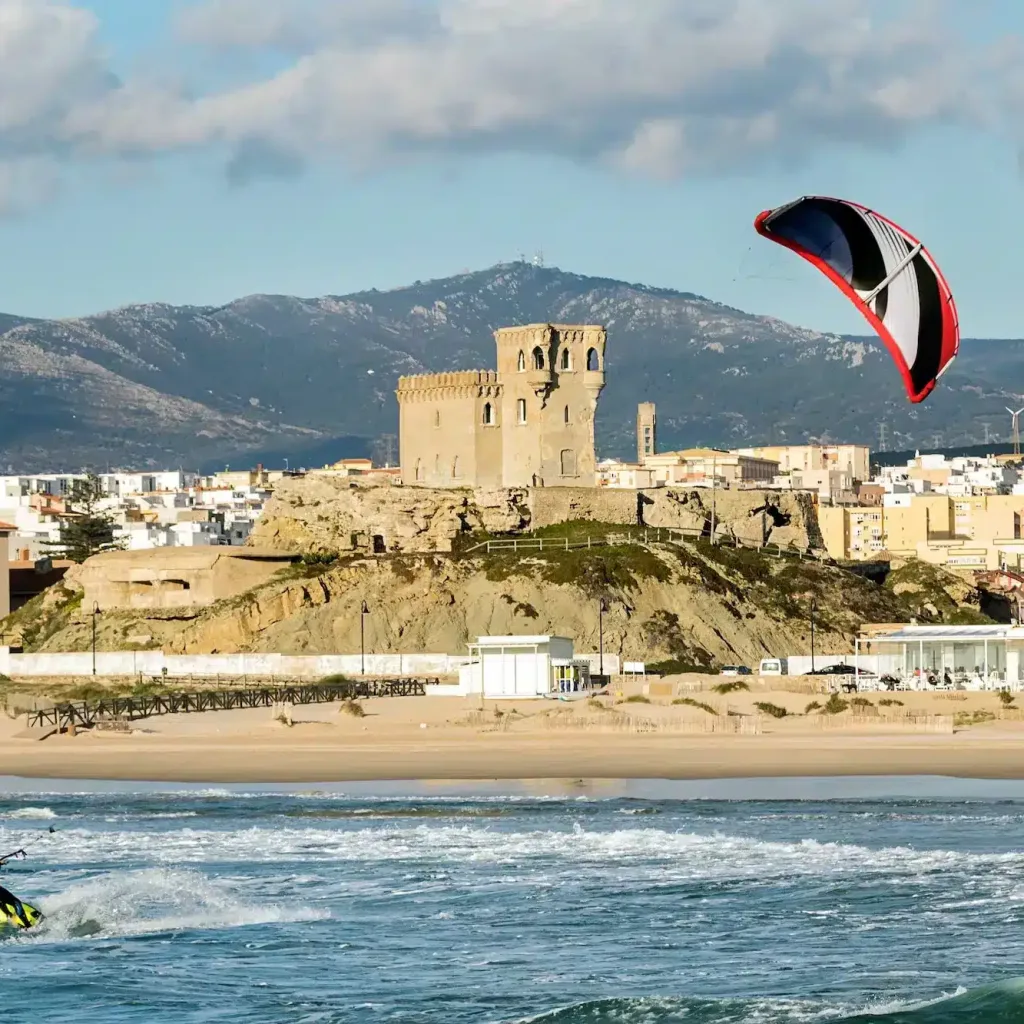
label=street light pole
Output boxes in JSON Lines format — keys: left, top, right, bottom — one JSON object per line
{"left": 91, "top": 601, "right": 99, "bottom": 676}
{"left": 360, "top": 601, "right": 369, "bottom": 676}
{"left": 599, "top": 597, "right": 609, "bottom": 680}
{"left": 710, "top": 456, "right": 717, "bottom": 545}
{"left": 810, "top": 598, "right": 817, "bottom": 674}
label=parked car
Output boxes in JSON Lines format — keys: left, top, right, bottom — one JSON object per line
{"left": 805, "top": 664, "right": 857, "bottom": 676}
{"left": 720, "top": 665, "right": 753, "bottom": 676}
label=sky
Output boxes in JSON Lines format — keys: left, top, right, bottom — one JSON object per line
{"left": 2, "top": 0, "right": 1024, "bottom": 337}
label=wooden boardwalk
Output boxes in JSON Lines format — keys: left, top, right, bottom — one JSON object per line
{"left": 26, "top": 677, "right": 432, "bottom": 732}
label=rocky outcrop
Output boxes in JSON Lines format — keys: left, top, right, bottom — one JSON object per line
{"left": 250, "top": 476, "right": 820, "bottom": 555}
{"left": 249, "top": 475, "right": 531, "bottom": 554}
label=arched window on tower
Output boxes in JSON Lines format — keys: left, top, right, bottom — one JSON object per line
{"left": 517, "top": 399, "right": 527, "bottom": 424}
{"left": 483, "top": 402, "right": 494, "bottom": 425}
{"left": 517, "top": 350, "right": 526, "bottom": 371}
{"left": 414, "top": 459, "right": 423, "bottom": 482}
{"left": 434, "top": 455, "right": 440, "bottom": 477}
{"left": 451, "top": 456, "right": 459, "bottom": 479}
{"left": 564, "top": 405, "right": 570, "bottom": 425}
{"left": 586, "top": 348, "right": 599, "bottom": 371}
{"left": 434, "top": 409, "right": 441, "bottom": 427}
{"left": 532, "top": 347, "right": 544, "bottom": 370}
{"left": 560, "top": 348, "right": 571, "bottom": 370}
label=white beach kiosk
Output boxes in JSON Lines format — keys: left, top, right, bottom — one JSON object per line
{"left": 457, "top": 635, "right": 593, "bottom": 699}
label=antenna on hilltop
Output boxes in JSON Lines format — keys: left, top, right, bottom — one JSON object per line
{"left": 1008, "top": 407, "right": 1024, "bottom": 457}
{"left": 878, "top": 422, "right": 888, "bottom": 453}
{"left": 532, "top": 251, "right": 545, "bottom": 267}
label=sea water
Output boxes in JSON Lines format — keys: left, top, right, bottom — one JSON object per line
{"left": 1, "top": 776, "right": 1024, "bottom": 1023}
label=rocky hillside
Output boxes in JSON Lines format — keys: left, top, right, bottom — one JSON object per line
{"left": 9, "top": 538, "right": 989, "bottom": 671}
{"left": 0, "top": 263, "right": 1020, "bottom": 470}
{"left": 248, "top": 476, "right": 821, "bottom": 555}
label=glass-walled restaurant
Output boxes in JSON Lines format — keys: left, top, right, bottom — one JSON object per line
{"left": 855, "top": 625, "right": 1021, "bottom": 690}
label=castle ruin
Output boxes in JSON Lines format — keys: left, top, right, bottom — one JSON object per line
{"left": 396, "top": 324, "right": 607, "bottom": 488}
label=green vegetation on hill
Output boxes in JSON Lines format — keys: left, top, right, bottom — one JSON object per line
{"left": 883, "top": 559, "right": 993, "bottom": 624}
{"left": 4, "top": 585, "right": 82, "bottom": 651}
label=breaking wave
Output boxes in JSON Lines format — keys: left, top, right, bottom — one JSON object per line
{"left": 1, "top": 807, "right": 57, "bottom": 820}
{"left": 13, "top": 868, "right": 327, "bottom": 943}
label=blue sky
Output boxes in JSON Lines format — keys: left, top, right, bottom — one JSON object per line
{"left": 2, "top": 0, "right": 1024, "bottom": 338}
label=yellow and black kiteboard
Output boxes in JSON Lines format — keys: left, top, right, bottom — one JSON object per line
{"left": 0, "top": 885, "right": 42, "bottom": 931}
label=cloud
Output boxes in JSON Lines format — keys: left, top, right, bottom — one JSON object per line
{"left": 0, "top": 0, "right": 1013, "bottom": 206}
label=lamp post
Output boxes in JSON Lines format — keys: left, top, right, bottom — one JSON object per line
{"left": 710, "top": 455, "right": 717, "bottom": 545}
{"left": 599, "top": 597, "right": 609, "bottom": 680}
{"left": 91, "top": 601, "right": 100, "bottom": 676}
{"left": 810, "top": 597, "right": 817, "bottom": 674}
{"left": 360, "top": 601, "right": 369, "bottom": 676}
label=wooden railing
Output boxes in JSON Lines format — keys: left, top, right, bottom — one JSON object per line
{"left": 27, "top": 677, "right": 432, "bottom": 732}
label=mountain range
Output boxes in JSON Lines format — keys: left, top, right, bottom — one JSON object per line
{"left": 0, "top": 262, "right": 1020, "bottom": 472}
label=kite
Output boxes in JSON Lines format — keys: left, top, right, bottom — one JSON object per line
{"left": 754, "top": 196, "right": 959, "bottom": 403}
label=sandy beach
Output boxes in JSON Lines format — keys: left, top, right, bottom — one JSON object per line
{"left": 3, "top": 686, "right": 1024, "bottom": 782}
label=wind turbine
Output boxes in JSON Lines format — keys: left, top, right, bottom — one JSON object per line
{"left": 1008, "top": 407, "right": 1024, "bottom": 457}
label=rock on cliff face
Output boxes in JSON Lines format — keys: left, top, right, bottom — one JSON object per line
{"left": 250, "top": 476, "right": 821, "bottom": 555}
{"left": 249, "top": 476, "right": 531, "bottom": 554}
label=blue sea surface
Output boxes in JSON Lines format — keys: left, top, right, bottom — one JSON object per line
{"left": 0, "top": 776, "right": 1023, "bottom": 1023}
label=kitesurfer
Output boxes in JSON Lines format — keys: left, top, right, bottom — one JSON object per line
{"left": 0, "top": 827, "right": 54, "bottom": 930}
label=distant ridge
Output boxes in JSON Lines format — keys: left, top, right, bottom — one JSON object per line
{"left": 0, "top": 262, "right": 1019, "bottom": 471}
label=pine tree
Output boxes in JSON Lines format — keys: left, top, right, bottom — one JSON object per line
{"left": 46, "top": 474, "right": 120, "bottom": 563}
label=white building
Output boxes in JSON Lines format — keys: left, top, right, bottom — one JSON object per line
{"left": 856, "top": 624, "right": 1023, "bottom": 690}
{"left": 457, "top": 636, "right": 593, "bottom": 698}
{"left": 596, "top": 459, "right": 657, "bottom": 489}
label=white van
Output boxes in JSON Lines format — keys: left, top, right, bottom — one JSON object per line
{"left": 759, "top": 657, "right": 787, "bottom": 676}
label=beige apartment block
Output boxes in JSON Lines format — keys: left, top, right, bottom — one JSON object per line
{"left": 644, "top": 448, "right": 778, "bottom": 487}
{"left": 396, "top": 324, "right": 607, "bottom": 488}
{"left": 819, "top": 493, "right": 1024, "bottom": 569}
{"left": 740, "top": 444, "right": 871, "bottom": 483}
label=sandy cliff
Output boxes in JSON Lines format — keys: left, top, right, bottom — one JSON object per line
{"left": 6, "top": 538, "right": 979, "bottom": 668}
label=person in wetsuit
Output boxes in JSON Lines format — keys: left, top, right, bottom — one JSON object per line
{"left": 0, "top": 852, "right": 33, "bottom": 927}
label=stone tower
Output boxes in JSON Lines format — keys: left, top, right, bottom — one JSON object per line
{"left": 637, "top": 402, "right": 656, "bottom": 464}
{"left": 494, "top": 324, "right": 606, "bottom": 487}
{"left": 396, "top": 322, "right": 606, "bottom": 488}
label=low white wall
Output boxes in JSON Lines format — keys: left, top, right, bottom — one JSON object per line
{"left": 0, "top": 648, "right": 473, "bottom": 679}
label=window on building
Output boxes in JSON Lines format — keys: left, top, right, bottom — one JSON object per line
{"left": 560, "top": 449, "right": 577, "bottom": 476}
{"left": 434, "top": 455, "right": 440, "bottom": 476}
{"left": 517, "top": 350, "right": 526, "bottom": 371}
{"left": 483, "top": 402, "right": 494, "bottom": 425}
{"left": 586, "top": 348, "right": 599, "bottom": 371}
{"left": 532, "top": 347, "right": 544, "bottom": 370}
{"left": 434, "top": 410, "right": 440, "bottom": 427}
{"left": 564, "top": 405, "right": 570, "bottom": 424}
{"left": 560, "top": 348, "right": 571, "bottom": 370}
{"left": 414, "top": 459, "right": 423, "bottom": 482}
{"left": 452, "top": 457, "right": 459, "bottom": 479}
{"left": 517, "top": 399, "right": 527, "bottom": 424}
